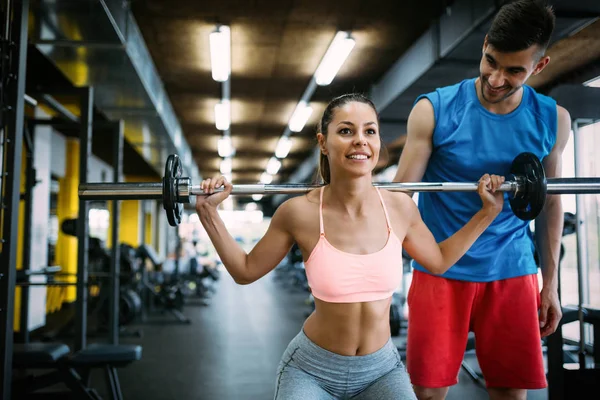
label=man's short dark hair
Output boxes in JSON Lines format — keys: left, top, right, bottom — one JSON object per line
{"left": 487, "top": 0, "right": 555, "bottom": 57}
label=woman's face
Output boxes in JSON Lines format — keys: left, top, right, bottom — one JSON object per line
{"left": 318, "top": 101, "right": 380, "bottom": 179}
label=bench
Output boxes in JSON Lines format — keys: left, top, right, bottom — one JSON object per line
{"left": 12, "top": 342, "right": 142, "bottom": 400}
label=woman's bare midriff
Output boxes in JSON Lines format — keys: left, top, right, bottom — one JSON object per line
{"left": 302, "top": 296, "right": 393, "bottom": 356}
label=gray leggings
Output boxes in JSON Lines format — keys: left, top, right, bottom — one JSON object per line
{"left": 274, "top": 330, "right": 417, "bottom": 399}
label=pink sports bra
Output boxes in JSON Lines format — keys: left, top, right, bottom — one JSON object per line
{"left": 304, "top": 186, "right": 404, "bottom": 303}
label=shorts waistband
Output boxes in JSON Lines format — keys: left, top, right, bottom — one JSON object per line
{"left": 289, "top": 329, "right": 399, "bottom": 373}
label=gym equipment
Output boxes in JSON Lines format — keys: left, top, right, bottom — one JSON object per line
{"left": 12, "top": 342, "right": 142, "bottom": 400}
{"left": 79, "top": 153, "right": 600, "bottom": 226}
{"left": 99, "top": 288, "right": 143, "bottom": 328}
{"left": 136, "top": 245, "right": 191, "bottom": 324}
{"left": 547, "top": 305, "right": 600, "bottom": 399}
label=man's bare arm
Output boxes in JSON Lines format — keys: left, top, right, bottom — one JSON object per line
{"left": 535, "top": 105, "right": 571, "bottom": 337}
{"left": 393, "top": 98, "right": 435, "bottom": 184}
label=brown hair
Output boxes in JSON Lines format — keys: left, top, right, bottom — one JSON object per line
{"left": 488, "top": 0, "right": 555, "bottom": 60}
{"left": 316, "top": 93, "right": 386, "bottom": 184}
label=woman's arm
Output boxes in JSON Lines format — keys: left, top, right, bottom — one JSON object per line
{"left": 402, "top": 174, "right": 503, "bottom": 275}
{"left": 196, "top": 176, "right": 296, "bottom": 284}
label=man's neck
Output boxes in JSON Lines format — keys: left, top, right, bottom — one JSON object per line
{"left": 475, "top": 78, "right": 524, "bottom": 115}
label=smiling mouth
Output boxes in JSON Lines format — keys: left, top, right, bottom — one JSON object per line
{"left": 486, "top": 84, "right": 508, "bottom": 94}
{"left": 346, "top": 154, "right": 370, "bottom": 160}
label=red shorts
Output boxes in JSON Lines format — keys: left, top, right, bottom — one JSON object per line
{"left": 406, "top": 270, "right": 547, "bottom": 389}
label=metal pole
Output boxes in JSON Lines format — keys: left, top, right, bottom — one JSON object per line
{"left": 572, "top": 121, "right": 589, "bottom": 369}
{"left": 75, "top": 87, "right": 94, "bottom": 352}
{"left": 78, "top": 178, "right": 600, "bottom": 201}
{"left": 79, "top": 181, "right": 523, "bottom": 199}
{"left": 37, "top": 94, "right": 79, "bottom": 123}
{"left": 79, "top": 182, "right": 164, "bottom": 200}
{"left": 109, "top": 121, "right": 123, "bottom": 345}
{"left": 140, "top": 198, "right": 148, "bottom": 321}
{"left": 79, "top": 178, "right": 600, "bottom": 203}
{"left": 0, "top": 1, "right": 29, "bottom": 397}
{"left": 546, "top": 178, "right": 600, "bottom": 194}
{"left": 19, "top": 124, "right": 35, "bottom": 343}
{"left": 4, "top": 0, "right": 12, "bottom": 38}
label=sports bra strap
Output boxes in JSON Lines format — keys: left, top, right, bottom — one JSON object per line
{"left": 375, "top": 188, "right": 392, "bottom": 233}
{"left": 319, "top": 186, "right": 325, "bottom": 236}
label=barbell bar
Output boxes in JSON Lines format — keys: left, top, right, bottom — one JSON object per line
{"left": 78, "top": 180, "right": 600, "bottom": 198}
{"left": 78, "top": 152, "right": 600, "bottom": 227}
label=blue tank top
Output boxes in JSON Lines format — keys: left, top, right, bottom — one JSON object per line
{"left": 412, "top": 78, "right": 557, "bottom": 282}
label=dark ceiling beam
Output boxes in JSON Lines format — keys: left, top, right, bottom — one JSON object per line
{"left": 182, "top": 122, "right": 285, "bottom": 138}
{"left": 169, "top": 76, "right": 310, "bottom": 101}
{"left": 554, "top": 10, "right": 600, "bottom": 19}
{"left": 549, "top": 84, "right": 600, "bottom": 120}
{"left": 537, "top": 56, "right": 600, "bottom": 95}
{"left": 201, "top": 166, "right": 298, "bottom": 174}
{"left": 191, "top": 149, "right": 310, "bottom": 160}
{"left": 200, "top": 167, "right": 267, "bottom": 174}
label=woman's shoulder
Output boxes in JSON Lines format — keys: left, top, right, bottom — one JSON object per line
{"left": 379, "top": 188, "right": 418, "bottom": 214}
{"left": 379, "top": 187, "right": 411, "bottom": 204}
{"left": 274, "top": 188, "right": 321, "bottom": 221}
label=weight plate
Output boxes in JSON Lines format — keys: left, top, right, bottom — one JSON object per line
{"left": 509, "top": 152, "right": 547, "bottom": 221}
{"left": 163, "top": 154, "right": 183, "bottom": 226}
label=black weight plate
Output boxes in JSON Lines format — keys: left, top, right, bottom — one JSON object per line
{"left": 163, "top": 155, "right": 183, "bottom": 226}
{"left": 509, "top": 152, "right": 547, "bottom": 221}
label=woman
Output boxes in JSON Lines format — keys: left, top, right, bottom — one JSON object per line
{"left": 195, "top": 93, "right": 505, "bottom": 399}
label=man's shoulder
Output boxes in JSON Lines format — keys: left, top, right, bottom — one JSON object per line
{"left": 415, "top": 78, "right": 474, "bottom": 115}
{"left": 524, "top": 84, "right": 557, "bottom": 107}
{"left": 434, "top": 78, "right": 473, "bottom": 96}
{"left": 522, "top": 84, "right": 559, "bottom": 128}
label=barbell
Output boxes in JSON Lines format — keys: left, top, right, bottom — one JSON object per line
{"left": 79, "top": 152, "right": 600, "bottom": 227}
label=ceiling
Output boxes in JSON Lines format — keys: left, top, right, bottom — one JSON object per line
{"left": 26, "top": 0, "right": 600, "bottom": 191}
{"left": 130, "top": 0, "right": 451, "bottom": 183}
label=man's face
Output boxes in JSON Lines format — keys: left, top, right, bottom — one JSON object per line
{"left": 479, "top": 39, "right": 549, "bottom": 104}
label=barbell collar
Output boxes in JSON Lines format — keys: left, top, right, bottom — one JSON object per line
{"left": 177, "top": 177, "right": 192, "bottom": 203}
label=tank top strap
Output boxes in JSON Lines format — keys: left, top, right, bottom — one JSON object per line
{"left": 319, "top": 186, "right": 325, "bottom": 236}
{"left": 374, "top": 187, "right": 392, "bottom": 233}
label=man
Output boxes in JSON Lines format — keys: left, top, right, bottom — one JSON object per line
{"left": 394, "top": 1, "right": 571, "bottom": 399}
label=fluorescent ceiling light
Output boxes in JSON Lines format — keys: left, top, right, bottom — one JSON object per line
{"left": 266, "top": 157, "right": 282, "bottom": 175}
{"left": 584, "top": 76, "right": 600, "bottom": 87}
{"left": 174, "top": 128, "right": 182, "bottom": 148}
{"left": 215, "top": 100, "right": 231, "bottom": 131}
{"left": 275, "top": 137, "right": 292, "bottom": 158}
{"left": 209, "top": 25, "right": 231, "bottom": 82}
{"left": 260, "top": 172, "right": 273, "bottom": 184}
{"left": 289, "top": 101, "right": 313, "bottom": 132}
{"left": 220, "top": 157, "right": 232, "bottom": 174}
{"left": 314, "top": 31, "right": 355, "bottom": 86}
{"left": 218, "top": 136, "right": 235, "bottom": 158}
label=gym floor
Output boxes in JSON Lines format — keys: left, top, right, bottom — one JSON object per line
{"left": 102, "top": 273, "right": 550, "bottom": 400}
